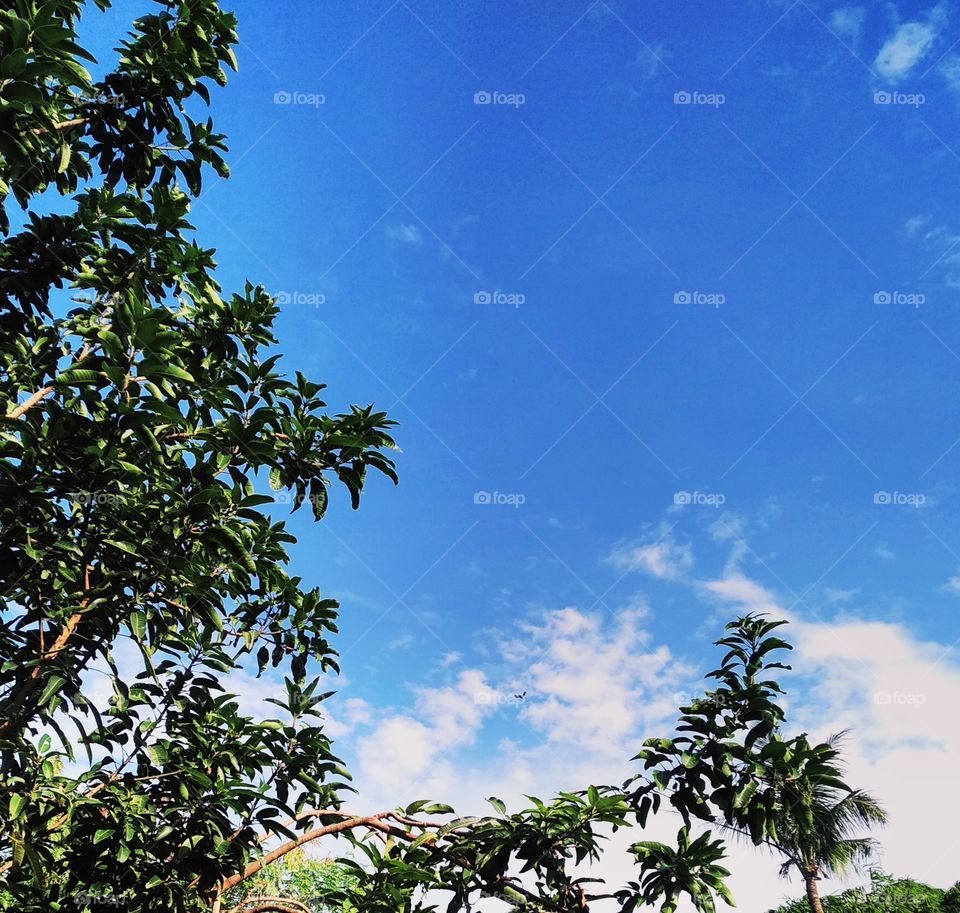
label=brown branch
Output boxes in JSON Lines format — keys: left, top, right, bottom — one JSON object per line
{"left": 218, "top": 815, "right": 391, "bottom": 893}
{"left": 254, "top": 808, "right": 446, "bottom": 848}
{"left": 252, "top": 809, "right": 354, "bottom": 846}
{"left": 226, "top": 899, "right": 310, "bottom": 913}
{"left": 0, "top": 566, "right": 91, "bottom": 734}
{"left": 7, "top": 386, "right": 54, "bottom": 419}
{"left": 216, "top": 808, "right": 554, "bottom": 913}
{"left": 30, "top": 117, "right": 88, "bottom": 135}
{"left": 6, "top": 341, "right": 102, "bottom": 421}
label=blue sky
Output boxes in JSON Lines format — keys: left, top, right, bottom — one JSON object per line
{"left": 82, "top": 2, "right": 960, "bottom": 907}
{"left": 188, "top": 0, "right": 960, "bottom": 657}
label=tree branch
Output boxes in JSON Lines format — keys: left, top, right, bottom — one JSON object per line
{"left": 225, "top": 899, "right": 311, "bottom": 913}
{"left": 6, "top": 386, "right": 55, "bottom": 419}
{"left": 218, "top": 815, "right": 397, "bottom": 893}
{"left": 0, "top": 565, "right": 92, "bottom": 733}
{"left": 30, "top": 116, "right": 88, "bottom": 135}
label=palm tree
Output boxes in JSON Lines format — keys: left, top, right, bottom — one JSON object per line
{"left": 770, "top": 733, "right": 888, "bottom": 913}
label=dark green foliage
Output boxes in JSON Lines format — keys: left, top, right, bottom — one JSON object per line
{"left": 768, "top": 872, "right": 960, "bottom": 913}
{"left": 0, "top": 2, "right": 396, "bottom": 910}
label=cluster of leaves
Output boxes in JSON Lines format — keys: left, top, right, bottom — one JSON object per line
{"left": 0, "top": 0, "right": 235, "bottom": 231}
{"left": 631, "top": 616, "right": 795, "bottom": 838}
{"left": 767, "top": 871, "right": 960, "bottom": 913}
{"left": 327, "top": 790, "right": 637, "bottom": 912}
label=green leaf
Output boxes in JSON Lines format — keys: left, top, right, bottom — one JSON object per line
{"left": 8, "top": 794, "right": 27, "bottom": 820}
{"left": 130, "top": 611, "right": 147, "bottom": 641}
{"left": 56, "top": 368, "right": 101, "bottom": 384}
{"left": 38, "top": 674, "right": 66, "bottom": 707}
{"left": 310, "top": 480, "right": 328, "bottom": 520}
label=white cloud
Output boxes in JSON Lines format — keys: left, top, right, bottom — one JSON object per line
{"left": 386, "top": 223, "right": 423, "bottom": 245}
{"left": 662, "top": 533, "right": 960, "bottom": 902}
{"left": 823, "top": 585, "right": 860, "bottom": 603}
{"left": 875, "top": 543, "right": 895, "bottom": 560}
{"left": 631, "top": 42, "right": 668, "bottom": 80}
{"left": 902, "top": 215, "right": 960, "bottom": 287}
{"left": 353, "top": 668, "right": 493, "bottom": 806}
{"left": 509, "top": 606, "right": 689, "bottom": 750}
{"left": 345, "top": 603, "right": 694, "bottom": 807}
{"left": 596, "top": 515, "right": 960, "bottom": 902}
{"left": 941, "top": 54, "right": 960, "bottom": 92}
{"left": 785, "top": 615, "right": 960, "bottom": 892}
{"left": 941, "top": 575, "right": 960, "bottom": 595}
{"left": 904, "top": 214, "right": 931, "bottom": 238}
{"left": 548, "top": 516, "right": 577, "bottom": 530}
{"left": 607, "top": 538, "right": 694, "bottom": 580}
{"left": 831, "top": 6, "right": 866, "bottom": 46}
{"left": 322, "top": 696, "right": 372, "bottom": 740}
{"left": 700, "top": 571, "right": 783, "bottom": 613}
{"left": 874, "top": 5, "right": 947, "bottom": 82}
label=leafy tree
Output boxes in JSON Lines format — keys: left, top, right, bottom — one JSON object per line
{"left": 0, "top": 3, "right": 890, "bottom": 913}
{"left": 767, "top": 870, "right": 960, "bottom": 913}
{"left": 634, "top": 617, "right": 886, "bottom": 913}
{"left": 767, "top": 733, "right": 887, "bottom": 913}
{"left": 0, "top": 2, "right": 399, "bottom": 910}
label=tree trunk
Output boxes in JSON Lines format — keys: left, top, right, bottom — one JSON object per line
{"left": 803, "top": 869, "right": 825, "bottom": 913}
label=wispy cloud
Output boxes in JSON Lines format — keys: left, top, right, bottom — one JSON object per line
{"left": 874, "top": 4, "right": 947, "bottom": 82}
{"left": 386, "top": 223, "right": 423, "bottom": 245}
{"left": 940, "top": 53, "right": 960, "bottom": 93}
{"left": 346, "top": 602, "right": 692, "bottom": 809}
{"left": 607, "top": 538, "right": 694, "bottom": 580}
{"left": 941, "top": 575, "right": 960, "bottom": 595}
{"left": 831, "top": 6, "right": 866, "bottom": 47}
{"left": 904, "top": 214, "right": 931, "bottom": 238}
{"left": 823, "top": 585, "right": 860, "bottom": 603}
{"left": 901, "top": 214, "right": 960, "bottom": 287}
